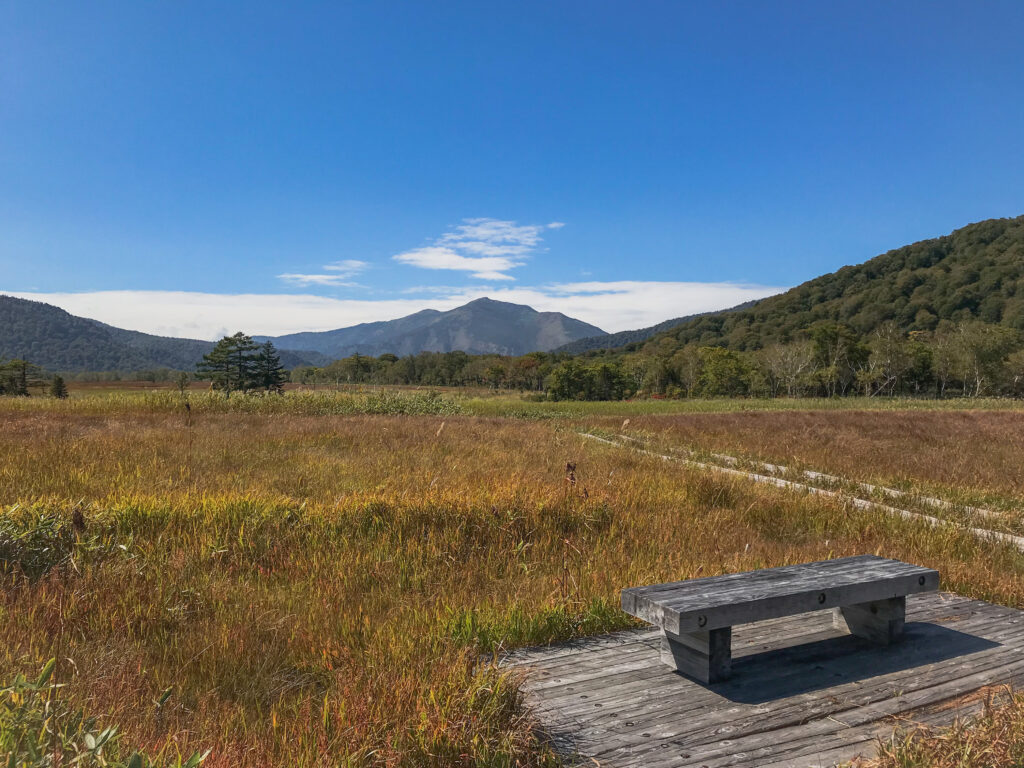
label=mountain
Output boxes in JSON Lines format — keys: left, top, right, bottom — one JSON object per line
{"left": 0, "top": 295, "right": 604, "bottom": 372}
{"left": 255, "top": 297, "right": 607, "bottom": 358}
{"left": 0, "top": 295, "right": 325, "bottom": 372}
{"left": 554, "top": 301, "right": 759, "bottom": 355}
{"left": 637, "top": 215, "right": 1024, "bottom": 352}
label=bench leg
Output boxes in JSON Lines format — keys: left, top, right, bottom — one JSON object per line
{"left": 661, "top": 627, "right": 732, "bottom": 683}
{"left": 834, "top": 596, "right": 906, "bottom": 645}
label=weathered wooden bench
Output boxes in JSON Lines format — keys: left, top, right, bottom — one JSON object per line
{"left": 621, "top": 555, "right": 939, "bottom": 684}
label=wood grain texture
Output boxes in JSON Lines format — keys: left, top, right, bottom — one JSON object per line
{"left": 622, "top": 555, "right": 938, "bottom": 634}
{"left": 835, "top": 596, "right": 906, "bottom": 645}
{"left": 662, "top": 627, "right": 732, "bottom": 683}
{"left": 505, "top": 592, "right": 1023, "bottom": 768}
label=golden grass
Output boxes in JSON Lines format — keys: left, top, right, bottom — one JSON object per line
{"left": 862, "top": 687, "right": 1024, "bottom": 767}
{"left": 3, "top": 395, "right": 1024, "bottom": 766}
{"left": 609, "top": 409, "right": 1024, "bottom": 506}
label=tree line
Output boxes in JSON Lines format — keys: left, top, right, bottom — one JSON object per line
{"left": 288, "top": 318, "right": 1024, "bottom": 400}
{"left": 8, "top": 319, "right": 1024, "bottom": 402}
{"left": 1, "top": 332, "right": 289, "bottom": 399}
{"left": 0, "top": 359, "right": 68, "bottom": 398}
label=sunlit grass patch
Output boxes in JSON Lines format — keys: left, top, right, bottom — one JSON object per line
{"left": 862, "top": 687, "right": 1024, "bottom": 768}
{"left": 442, "top": 597, "right": 634, "bottom": 655}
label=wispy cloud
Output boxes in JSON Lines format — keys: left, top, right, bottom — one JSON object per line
{"left": 393, "top": 218, "right": 561, "bottom": 280}
{"left": 277, "top": 259, "right": 368, "bottom": 287}
{"left": 392, "top": 247, "right": 519, "bottom": 281}
{"left": 5, "top": 281, "right": 785, "bottom": 340}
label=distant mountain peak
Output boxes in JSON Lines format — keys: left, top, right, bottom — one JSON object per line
{"left": 258, "top": 298, "right": 605, "bottom": 358}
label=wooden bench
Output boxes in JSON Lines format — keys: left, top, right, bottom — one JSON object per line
{"left": 621, "top": 555, "right": 939, "bottom": 684}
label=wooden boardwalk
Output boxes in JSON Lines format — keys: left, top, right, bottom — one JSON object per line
{"left": 504, "top": 593, "right": 1024, "bottom": 767}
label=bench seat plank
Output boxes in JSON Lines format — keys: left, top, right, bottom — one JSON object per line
{"left": 622, "top": 555, "right": 938, "bottom": 635}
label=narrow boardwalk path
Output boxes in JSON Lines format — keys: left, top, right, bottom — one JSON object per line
{"left": 614, "top": 433, "right": 1003, "bottom": 521}
{"left": 579, "top": 432, "right": 1024, "bottom": 553}
{"left": 505, "top": 593, "right": 1024, "bottom": 767}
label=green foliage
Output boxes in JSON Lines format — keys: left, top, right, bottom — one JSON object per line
{"left": 252, "top": 341, "right": 287, "bottom": 394}
{"left": 552, "top": 304, "right": 755, "bottom": 354}
{"left": 0, "top": 295, "right": 214, "bottom": 373}
{"left": 0, "top": 509, "right": 81, "bottom": 580}
{"left": 545, "top": 359, "right": 632, "bottom": 401}
{"left": 195, "top": 332, "right": 258, "bottom": 396}
{"left": 651, "top": 215, "right": 1024, "bottom": 350}
{"left": 196, "top": 334, "right": 287, "bottom": 396}
{"left": 1, "top": 661, "right": 209, "bottom": 768}
{"left": 0, "top": 360, "right": 46, "bottom": 396}
{"left": 48, "top": 376, "right": 68, "bottom": 399}
{"left": 697, "top": 347, "right": 751, "bottom": 396}
{"left": 443, "top": 598, "right": 632, "bottom": 654}
{"left": 292, "top": 349, "right": 566, "bottom": 391}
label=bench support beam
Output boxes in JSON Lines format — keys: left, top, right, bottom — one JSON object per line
{"left": 661, "top": 627, "right": 732, "bottom": 683}
{"left": 833, "top": 596, "right": 906, "bottom": 645}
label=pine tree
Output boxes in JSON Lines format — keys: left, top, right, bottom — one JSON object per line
{"left": 0, "top": 359, "right": 45, "bottom": 396}
{"left": 49, "top": 375, "right": 69, "bottom": 399}
{"left": 254, "top": 341, "right": 287, "bottom": 393}
{"left": 196, "top": 332, "right": 260, "bottom": 397}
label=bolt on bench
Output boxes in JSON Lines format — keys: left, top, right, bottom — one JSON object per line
{"left": 621, "top": 555, "right": 939, "bottom": 684}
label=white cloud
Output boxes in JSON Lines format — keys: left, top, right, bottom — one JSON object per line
{"left": 4, "top": 281, "right": 785, "bottom": 340}
{"left": 392, "top": 246, "right": 520, "bottom": 280}
{"left": 277, "top": 259, "right": 368, "bottom": 287}
{"left": 324, "top": 259, "right": 369, "bottom": 275}
{"left": 393, "top": 218, "right": 562, "bottom": 279}
{"left": 276, "top": 274, "right": 360, "bottom": 287}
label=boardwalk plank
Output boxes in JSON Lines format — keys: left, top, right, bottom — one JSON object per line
{"left": 510, "top": 593, "right": 1024, "bottom": 768}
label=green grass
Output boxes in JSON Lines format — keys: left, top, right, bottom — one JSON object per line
{"left": 461, "top": 394, "right": 1024, "bottom": 418}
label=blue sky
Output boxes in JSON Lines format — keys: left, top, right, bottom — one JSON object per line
{"left": 2, "top": 2, "right": 1024, "bottom": 338}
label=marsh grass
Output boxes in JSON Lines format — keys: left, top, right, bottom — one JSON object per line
{"left": 2, "top": 389, "right": 462, "bottom": 417}
{"left": 598, "top": 429, "right": 1024, "bottom": 537}
{"left": 608, "top": 409, "right": 1024, "bottom": 511}
{"left": 463, "top": 395, "right": 1024, "bottom": 419}
{"left": 2, "top": 394, "right": 1024, "bottom": 766}
{"left": 863, "top": 687, "right": 1024, "bottom": 767}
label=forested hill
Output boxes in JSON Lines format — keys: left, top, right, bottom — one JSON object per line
{"left": 642, "top": 215, "right": 1024, "bottom": 351}
{"left": 0, "top": 295, "right": 322, "bottom": 372}
{"left": 554, "top": 301, "right": 757, "bottom": 354}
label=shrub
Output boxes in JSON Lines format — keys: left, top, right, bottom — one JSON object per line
{"left": 0, "top": 660, "right": 209, "bottom": 768}
{"left": 0, "top": 509, "right": 80, "bottom": 580}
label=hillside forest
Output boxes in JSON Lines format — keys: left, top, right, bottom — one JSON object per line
{"left": 279, "top": 317, "right": 1024, "bottom": 400}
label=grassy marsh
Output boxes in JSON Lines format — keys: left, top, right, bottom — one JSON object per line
{"left": 2, "top": 390, "right": 1024, "bottom": 766}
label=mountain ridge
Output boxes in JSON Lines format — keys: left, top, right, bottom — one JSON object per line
{"left": 0, "top": 295, "right": 605, "bottom": 371}
{"left": 0, "top": 295, "right": 325, "bottom": 372}
{"left": 255, "top": 297, "right": 607, "bottom": 358}
{"left": 634, "top": 214, "right": 1024, "bottom": 352}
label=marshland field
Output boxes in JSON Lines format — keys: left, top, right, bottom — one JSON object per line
{"left": 3, "top": 387, "right": 1024, "bottom": 767}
